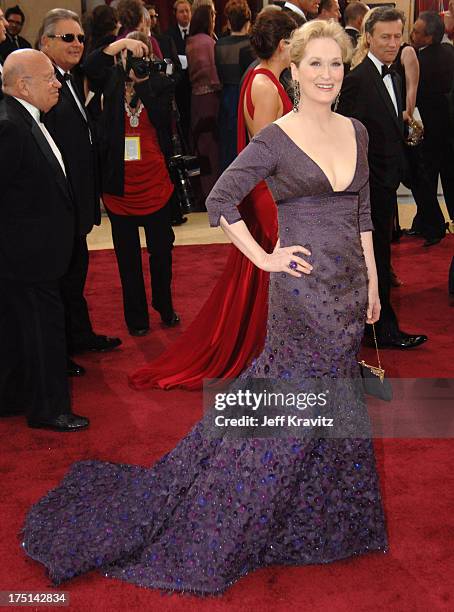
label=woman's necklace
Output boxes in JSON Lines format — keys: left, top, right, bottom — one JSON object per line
{"left": 124, "top": 99, "right": 144, "bottom": 128}
{"left": 124, "top": 86, "right": 144, "bottom": 128}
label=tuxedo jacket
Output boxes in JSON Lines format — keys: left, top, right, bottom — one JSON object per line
{"left": 281, "top": 5, "right": 306, "bottom": 26}
{"left": 0, "top": 96, "right": 74, "bottom": 282}
{"left": 0, "top": 32, "right": 32, "bottom": 59}
{"left": 416, "top": 43, "right": 454, "bottom": 147}
{"left": 336, "top": 56, "right": 405, "bottom": 192}
{"left": 43, "top": 66, "right": 101, "bottom": 236}
{"left": 344, "top": 27, "right": 359, "bottom": 48}
{"left": 166, "top": 24, "right": 187, "bottom": 56}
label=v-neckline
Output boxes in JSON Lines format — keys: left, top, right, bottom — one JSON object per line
{"left": 272, "top": 119, "right": 359, "bottom": 193}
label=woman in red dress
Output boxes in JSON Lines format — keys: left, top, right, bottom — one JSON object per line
{"left": 130, "top": 8, "right": 297, "bottom": 390}
{"left": 84, "top": 31, "right": 180, "bottom": 335}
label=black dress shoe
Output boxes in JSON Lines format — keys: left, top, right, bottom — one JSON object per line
{"left": 161, "top": 312, "right": 180, "bottom": 327}
{"left": 376, "top": 333, "right": 428, "bottom": 349}
{"left": 67, "top": 358, "right": 85, "bottom": 377}
{"left": 171, "top": 216, "right": 188, "bottom": 227}
{"left": 73, "top": 335, "right": 122, "bottom": 354}
{"left": 128, "top": 327, "right": 150, "bottom": 337}
{"left": 403, "top": 228, "right": 421, "bottom": 237}
{"left": 423, "top": 236, "right": 443, "bottom": 247}
{"left": 28, "top": 413, "right": 90, "bottom": 432}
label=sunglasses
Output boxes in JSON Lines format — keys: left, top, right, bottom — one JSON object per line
{"left": 48, "top": 33, "right": 85, "bottom": 44}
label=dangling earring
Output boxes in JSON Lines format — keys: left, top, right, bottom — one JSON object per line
{"left": 292, "top": 79, "right": 300, "bottom": 113}
{"left": 333, "top": 92, "right": 340, "bottom": 112}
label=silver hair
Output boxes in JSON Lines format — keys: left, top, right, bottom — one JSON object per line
{"left": 41, "top": 8, "right": 81, "bottom": 38}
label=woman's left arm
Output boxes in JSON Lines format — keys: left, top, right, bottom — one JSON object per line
{"left": 400, "top": 45, "right": 420, "bottom": 121}
{"left": 360, "top": 231, "right": 380, "bottom": 324}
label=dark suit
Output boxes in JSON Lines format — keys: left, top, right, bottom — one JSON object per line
{"left": 274, "top": 2, "right": 307, "bottom": 26}
{"left": 166, "top": 24, "right": 191, "bottom": 147}
{"left": 0, "top": 95, "right": 74, "bottom": 420}
{"left": 344, "top": 27, "right": 359, "bottom": 48}
{"left": 0, "top": 60, "right": 3, "bottom": 101}
{"left": 43, "top": 64, "right": 101, "bottom": 352}
{"left": 0, "top": 32, "right": 32, "bottom": 58}
{"left": 412, "top": 43, "right": 454, "bottom": 234}
{"left": 337, "top": 56, "right": 406, "bottom": 340}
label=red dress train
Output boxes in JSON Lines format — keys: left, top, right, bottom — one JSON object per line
{"left": 129, "top": 69, "right": 292, "bottom": 390}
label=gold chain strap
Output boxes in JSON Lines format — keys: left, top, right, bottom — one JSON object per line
{"left": 359, "top": 323, "right": 385, "bottom": 383}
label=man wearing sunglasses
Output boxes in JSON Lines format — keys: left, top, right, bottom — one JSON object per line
{"left": 40, "top": 9, "right": 122, "bottom": 374}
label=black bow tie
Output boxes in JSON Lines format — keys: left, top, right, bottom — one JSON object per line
{"left": 62, "top": 72, "right": 74, "bottom": 84}
{"left": 381, "top": 65, "right": 395, "bottom": 79}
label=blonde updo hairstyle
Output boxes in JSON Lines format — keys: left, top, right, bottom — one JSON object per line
{"left": 289, "top": 19, "right": 353, "bottom": 67}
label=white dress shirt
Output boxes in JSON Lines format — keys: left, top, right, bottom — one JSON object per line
{"left": 14, "top": 97, "right": 66, "bottom": 176}
{"left": 367, "top": 51, "right": 398, "bottom": 115}
{"left": 284, "top": 2, "right": 306, "bottom": 19}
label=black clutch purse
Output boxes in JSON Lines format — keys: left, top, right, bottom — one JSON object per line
{"left": 359, "top": 325, "right": 393, "bottom": 402}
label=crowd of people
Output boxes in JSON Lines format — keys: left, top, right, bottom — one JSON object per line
{"left": 0, "top": 0, "right": 452, "bottom": 422}
{"left": 0, "top": 0, "right": 452, "bottom": 599}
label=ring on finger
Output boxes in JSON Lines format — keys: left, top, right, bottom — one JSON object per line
{"left": 288, "top": 260, "right": 298, "bottom": 271}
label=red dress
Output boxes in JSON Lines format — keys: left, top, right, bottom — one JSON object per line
{"left": 129, "top": 69, "right": 292, "bottom": 390}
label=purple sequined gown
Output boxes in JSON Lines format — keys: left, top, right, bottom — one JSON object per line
{"left": 22, "top": 120, "right": 387, "bottom": 594}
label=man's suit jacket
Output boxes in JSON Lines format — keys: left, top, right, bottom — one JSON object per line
{"left": 275, "top": 2, "right": 307, "bottom": 28}
{"left": 0, "top": 59, "right": 3, "bottom": 101}
{"left": 344, "top": 27, "right": 359, "bottom": 48}
{"left": 416, "top": 43, "right": 454, "bottom": 148}
{"left": 0, "top": 32, "right": 32, "bottom": 59}
{"left": 0, "top": 95, "right": 74, "bottom": 282}
{"left": 43, "top": 66, "right": 100, "bottom": 236}
{"left": 336, "top": 56, "right": 405, "bottom": 192}
{"left": 166, "top": 24, "right": 187, "bottom": 56}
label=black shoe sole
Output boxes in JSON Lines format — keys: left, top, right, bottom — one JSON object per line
{"left": 28, "top": 422, "right": 90, "bottom": 432}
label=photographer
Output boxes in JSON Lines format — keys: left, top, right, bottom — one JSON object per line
{"left": 83, "top": 32, "right": 180, "bottom": 336}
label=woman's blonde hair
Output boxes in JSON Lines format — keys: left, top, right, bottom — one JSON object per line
{"left": 350, "top": 7, "right": 377, "bottom": 69}
{"left": 289, "top": 19, "right": 353, "bottom": 66}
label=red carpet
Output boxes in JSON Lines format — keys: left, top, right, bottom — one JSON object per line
{"left": 1, "top": 236, "right": 453, "bottom": 611}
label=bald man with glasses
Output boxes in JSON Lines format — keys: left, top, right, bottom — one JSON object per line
{"left": 0, "top": 49, "right": 89, "bottom": 431}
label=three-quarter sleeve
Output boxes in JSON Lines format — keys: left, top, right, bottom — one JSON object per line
{"left": 358, "top": 179, "right": 374, "bottom": 232}
{"left": 355, "top": 120, "right": 374, "bottom": 233}
{"left": 206, "top": 127, "right": 279, "bottom": 227}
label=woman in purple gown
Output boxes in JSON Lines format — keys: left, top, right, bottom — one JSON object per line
{"left": 22, "top": 21, "right": 387, "bottom": 595}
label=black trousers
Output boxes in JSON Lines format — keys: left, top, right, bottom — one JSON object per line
{"left": 0, "top": 279, "right": 71, "bottom": 421}
{"left": 411, "top": 136, "right": 454, "bottom": 237}
{"left": 107, "top": 200, "right": 175, "bottom": 330}
{"left": 60, "top": 235, "right": 94, "bottom": 352}
{"left": 369, "top": 180, "right": 400, "bottom": 340}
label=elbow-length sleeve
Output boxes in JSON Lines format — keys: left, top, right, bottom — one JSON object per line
{"left": 354, "top": 120, "right": 374, "bottom": 233}
{"left": 206, "top": 127, "right": 279, "bottom": 227}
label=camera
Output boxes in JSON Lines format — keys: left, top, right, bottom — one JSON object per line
{"left": 126, "top": 51, "right": 174, "bottom": 79}
{"left": 168, "top": 155, "right": 200, "bottom": 213}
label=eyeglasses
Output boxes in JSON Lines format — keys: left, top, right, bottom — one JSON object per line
{"left": 47, "top": 33, "right": 85, "bottom": 44}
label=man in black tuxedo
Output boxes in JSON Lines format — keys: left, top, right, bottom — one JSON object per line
{"left": 0, "top": 49, "right": 88, "bottom": 431}
{"left": 166, "top": 0, "right": 191, "bottom": 148}
{"left": 344, "top": 2, "right": 369, "bottom": 48}
{"left": 0, "top": 5, "right": 31, "bottom": 59}
{"left": 274, "top": 0, "right": 320, "bottom": 25}
{"left": 40, "top": 9, "right": 121, "bottom": 371}
{"left": 408, "top": 11, "right": 454, "bottom": 244}
{"left": 337, "top": 7, "right": 428, "bottom": 349}
{"left": 0, "top": 8, "right": 7, "bottom": 100}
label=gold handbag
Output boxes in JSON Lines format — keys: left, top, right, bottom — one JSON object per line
{"left": 359, "top": 324, "right": 392, "bottom": 401}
